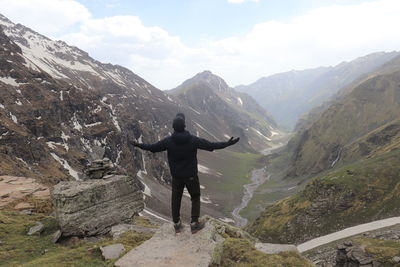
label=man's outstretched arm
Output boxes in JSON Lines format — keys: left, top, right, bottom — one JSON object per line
{"left": 195, "top": 136, "right": 240, "bottom": 151}
{"left": 132, "top": 138, "right": 167, "bottom": 153}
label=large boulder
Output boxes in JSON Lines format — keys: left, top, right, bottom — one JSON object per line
{"left": 51, "top": 175, "right": 144, "bottom": 236}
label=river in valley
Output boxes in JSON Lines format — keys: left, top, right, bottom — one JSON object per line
{"left": 231, "top": 168, "right": 270, "bottom": 226}
{"left": 231, "top": 145, "right": 282, "bottom": 227}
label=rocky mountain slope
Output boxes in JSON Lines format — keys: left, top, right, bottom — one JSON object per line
{"left": 287, "top": 55, "right": 400, "bottom": 178}
{"left": 246, "top": 54, "right": 400, "bottom": 244}
{"left": 168, "top": 70, "right": 280, "bottom": 152}
{"left": 236, "top": 51, "right": 399, "bottom": 130}
{"left": 0, "top": 13, "right": 278, "bottom": 221}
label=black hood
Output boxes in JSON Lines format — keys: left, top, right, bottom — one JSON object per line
{"left": 171, "top": 130, "right": 192, "bottom": 145}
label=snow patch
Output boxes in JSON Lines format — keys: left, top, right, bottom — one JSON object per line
{"left": 269, "top": 130, "right": 279, "bottom": 137}
{"left": 0, "top": 103, "right": 4, "bottom": 109}
{"left": 198, "top": 164, "right": 222, "bottom": 177}
{"left": 15, "top": 100, "right": 22, "bottom": 106}
{"left": 71, "top": 113, "right": 82, "bottom": 131}
{"left": 85, "top": 122, "right": 102, "bottom": 127}
{"left": 237, "top": 97, "right": 243, "bottom": 106}
{"left": 61, "top": 131, "right": 70, "bottom": 142}
{"left": 0, "top": 76, "right": 18, "bottom": 86}
{"left": 50, "top": 153, "right": 80, "bottom": 180}
{"left": 251, "top": 128, "right": 271, "bottom": 141}
{"left": 10, "top": 113, "right": 18, "bottom": 124}
{"left": 16, "top": 157, "right": 30, "bottom": 169}
{"left": 195, "top": 122, "right": 219, "bottom": 140}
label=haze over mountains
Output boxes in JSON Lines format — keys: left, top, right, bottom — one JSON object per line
{"left": 247, "top": 51, "right": 400, "bottom": 247}
{"left": 236, "top": 51, "right": 400, "bottom": 130}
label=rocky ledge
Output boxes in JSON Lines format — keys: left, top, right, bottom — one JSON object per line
{"left": 51, "top": 175, "right": 144, "bottom": 236}
{"left": 115, "top": 219, "right": 224, "bottom": 267}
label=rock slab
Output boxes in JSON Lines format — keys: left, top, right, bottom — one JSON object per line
{"left": 51, "top": 175, "right": 143, "bottom": 236}
{"left": 115, "top": 221, "right": 224, "bottom": 267}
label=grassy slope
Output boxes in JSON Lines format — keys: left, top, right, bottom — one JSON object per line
{"left": 355, "top": 238, "right": 400, "bottom": 265}
{"left": 1, "top": 210, "right": 312, "bottom": 267}
{"left": 0, "top": 211, "right": 154, "bottom": 267}
{"left": 198, "top": 150, "right": 263, "bottom": 216}
{"left": 218, "top": 238, "right": 312, "bottom": 267}
{"left": 288, "top": 70, "right": 400, "bottom": 177}
{"left": 246, "top": 149, "right": 400, "bottom": 244}
{"left": 239, "top": 146, "right": 304, "bottom": 223}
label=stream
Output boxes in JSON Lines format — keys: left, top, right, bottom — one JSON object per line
{"left": 231, "top": 168, "right": 270, "bottom": 226}
{"left": 231, "top": 145, "right": 280, "bottom": 227}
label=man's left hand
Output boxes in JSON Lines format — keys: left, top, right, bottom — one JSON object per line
{"left": 227, "top": 137, "right": 240, "bottom": 146}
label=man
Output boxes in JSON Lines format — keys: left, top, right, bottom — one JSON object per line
{"left": 133, "top": 113, "right": 239, "bottom": 233}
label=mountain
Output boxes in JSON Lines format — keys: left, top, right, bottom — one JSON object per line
{"left": 236, "top": 52, "right": 400, "bottom": 130}
{"left": 246, "top": 54, "right": 400, "bottom": 244}
{"left": 0, "top": 14, "right": 278, "bottom": 221}
{"left": 168, "top": 71, "right": 280, "bottom": 152}
{"left": 287, "top": 55, "right": 400, "bottom": 178}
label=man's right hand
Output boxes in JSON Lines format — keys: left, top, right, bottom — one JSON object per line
{"left": 227, "top": 137, "right": 240, "bottom": 146}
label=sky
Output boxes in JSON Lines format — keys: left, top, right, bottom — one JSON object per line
{"left": 1, "top": 0, "right": 400, "bottom": 89}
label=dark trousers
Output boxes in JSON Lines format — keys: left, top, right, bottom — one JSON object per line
{"left": 171, "top": 176, "right": 201, "bottom": 223}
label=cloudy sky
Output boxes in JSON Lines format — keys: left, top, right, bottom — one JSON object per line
{"left": 1, "top": 0, "right": 400, "bottom": 89}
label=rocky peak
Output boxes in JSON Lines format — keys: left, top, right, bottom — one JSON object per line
{"left": 173, "top": 70, "right": 230, "bottom": 94}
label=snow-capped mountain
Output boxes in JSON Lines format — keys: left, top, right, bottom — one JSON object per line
{"left": 0, "top": 13, "right": 277, "bottom": 219}
{"left": 169, "top": 71, "right": 279, "bottom": 152}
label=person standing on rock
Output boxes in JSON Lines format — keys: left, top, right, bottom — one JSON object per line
{"left": 132, "top": 113, "right": 240, "bottom": 233}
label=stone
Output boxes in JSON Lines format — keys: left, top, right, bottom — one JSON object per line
{"left": 115, "top": 220, "right": 224, "bottom": 267}
{"left": 392, "top": 256, "right": 400, "bottom": 263}
{"left": 100, "top": 243, "right": 125, "bottom": 260}
{"left": 335, "top": 242, "right": 377, "bottom": 267}
{"left": 52, "top": 230, "right": 62, "bottom": 243}
{"left": 255, "top": 243, "right": 299, "bottom": 254}
{"left": 51, "top": 175, "right": 144, "bottom": 236}
{"left": 85, "top": 157, "right": 116, "bottom": 179}
{"left": 110, "top": 224, "right": 157, "bottom": 240}
{"left": 27, "top": 222, "right": 44, "bottom": 236}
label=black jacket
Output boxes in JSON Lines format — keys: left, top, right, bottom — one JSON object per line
{"left": 136, "top": 131, "right": 231, "bottom": 179}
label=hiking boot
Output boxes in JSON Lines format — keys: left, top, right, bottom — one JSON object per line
{"left": 190, "top": 221, "right": 205, "bottom": 234}
{"left": 174, "top": 220, "right": 183, "bottom": 233}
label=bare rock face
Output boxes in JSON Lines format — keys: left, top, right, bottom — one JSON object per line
{"left": 51, "top": 175, "right": 144, "bottom": 236}
{"left": 115, "top": 219, "right": 224, "bottom": 267}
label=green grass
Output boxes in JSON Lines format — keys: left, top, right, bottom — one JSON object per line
{"left": 199, "top": 150, "right": 263, "bottom": 216}
{"left": 216, "top": 238, "right": 313, "bottom": 267}
{"left": 246, "top": 149, "right": 400, "bottom": 244}
{"left": 214, "top": 151, "right": 263, "bottom": 192}
{"left": 0, "top": 211, "right": 153, "bottom": 267}
{"left": 355, "top": 238, "right": 400, "bottom": 265}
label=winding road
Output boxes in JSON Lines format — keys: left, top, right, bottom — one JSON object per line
{"left": 297, "top": 216, "right": 400, "bottom": 252}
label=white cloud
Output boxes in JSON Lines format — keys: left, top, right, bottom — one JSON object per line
{"left": 0, "top": 0, "right": 90, "bottom": 36}
{"left": 1, "top": 0, "right": 400, "bottom": 89}
{"left": 228, "top": 0, "right": 260, "bottom": 3}
{"left": 63, "top": 0, "right": 400, "bottom": 88}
